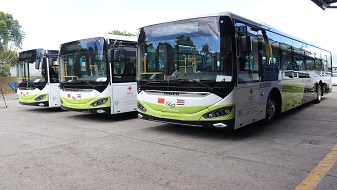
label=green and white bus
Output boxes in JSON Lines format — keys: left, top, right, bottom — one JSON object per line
{"left": 17, "top": 49, "right": 60, "bottom": 107}
{"left": 136, "top": 12, "right": 333, "bottom": 129}
{"left": 59, "top": 35, "right": 137, "bottom": 114}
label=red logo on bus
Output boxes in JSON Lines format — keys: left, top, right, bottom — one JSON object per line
{"left": 158, "top": 98, "right": 164, "bottom": 104}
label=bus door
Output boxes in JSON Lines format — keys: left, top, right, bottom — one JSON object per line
{"left": 46, "top": 56, "right": 61, "bottom": 107}
{"left": 236, "top": 55, "right": 261, "bottom": 127}
{"left": 235, "top": 23, "right": 262, "bottom": 128}
{"left": 111, "top": 83, "right": 137, "bottom": 114}
{"left": 49, "top": 82, "right": 60, "bottom": 107}
{"left": 109, "top": 47, "right": 137, "bottom": 114}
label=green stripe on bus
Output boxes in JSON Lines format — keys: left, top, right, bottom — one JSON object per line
{"left": 140, "top": 100, "right": 235, "bottom": 121}
{"left": 60, "top": 96, "right": 110, "bottom": 109}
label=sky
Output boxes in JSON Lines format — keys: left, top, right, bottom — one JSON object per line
{"left": 1, "top": 0, "right": 337, "bottom": 64}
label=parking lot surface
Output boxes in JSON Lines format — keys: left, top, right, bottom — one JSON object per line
{"left": 0, "top": 88, "right": 336, "bottom": 190}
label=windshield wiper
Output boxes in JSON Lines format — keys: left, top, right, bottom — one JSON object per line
{"left": 77, "top": 80, "right": 96, "bottom": 88}
{"left": 176, "top": 78, "right": 213, "bottom": 92}
{"left": 189, "top": 78, "right": 214, "bottom": 92}
{"left": 141, "top": 80, "right": 164, "bottom": 86}
{"left": 30, "top": 81, "right": 39, "bottom": 88}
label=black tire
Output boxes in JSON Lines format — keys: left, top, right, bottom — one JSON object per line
{"left": 265, "top": 94, "right": 277, "bottom": 122}
{"left": 315, "top": 84, "right": 322, "bottom": 104}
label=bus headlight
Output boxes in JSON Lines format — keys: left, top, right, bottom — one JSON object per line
{"left": 34, "top": 95, "right": 46, "bottom": 101}
{"left": 90, "top": 98, "right": 108, "bottom": 107}
{"left": 137, "top": 102, "right": 147, "bottom": 112}
{"left": 203, "top": 106, "right": 233, "bottom": 119}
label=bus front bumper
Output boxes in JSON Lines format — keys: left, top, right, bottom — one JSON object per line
{"left": 19, "top": 101, "right": 49, "bottom": 107}
{"left": 61, "top": 105, "right": 111, "bottom": 114}
{"left": 138, "top": 112, "right": 235, "bottom": 129}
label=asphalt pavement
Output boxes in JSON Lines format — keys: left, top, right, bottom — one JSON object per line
{"left": 0, "top": 88, "right": 336, "bottom": 190}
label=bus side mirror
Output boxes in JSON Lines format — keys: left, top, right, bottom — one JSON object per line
{"left": 35, "top": 59, "right": 40, "bottom": 69}
{"left": 240, "top": 36, "right": 252, "bottom": 53}
{"left": 113, "top": 50, "right": 120, "bottom": 62}
{"left": 48, "top": 58, "right": 53, "bottom": 67}
{"left": 107, "top": 49, "right": 113, "bottom": 63}
{"left": 107, "top": 49, "right": 121, "bottom": 62}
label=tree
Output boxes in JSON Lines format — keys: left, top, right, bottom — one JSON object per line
{"left": 107, "top": 29, "right": 136, "bottom": 37}
{"left": 0, "top": 11, "right": 25, "bottom": 66}
{"left": 0, "top": 49, "right": 17, "bottom": 66}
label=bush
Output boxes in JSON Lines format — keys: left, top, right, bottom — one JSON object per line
{"left": 0, "top": 64, "right": 11, "bottom": 77}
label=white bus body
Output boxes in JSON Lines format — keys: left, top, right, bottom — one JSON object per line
{"left": 59, "top": 35, "right": 137, "bottom": 114}
{"left": 136, "top": 12, "right": 332, "bottom": 129}
{"left": 17, "top": 49, "right": 60, "bottom": 107}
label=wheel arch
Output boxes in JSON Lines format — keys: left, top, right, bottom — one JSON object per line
{"left": 317, "top": 81, "right": 324, "bottom": 94}
{"left": 318, "top": 80, "right": 329, "bottom": 94}
{"left": 269, "top": 87, "right": 282, "bottom": 114}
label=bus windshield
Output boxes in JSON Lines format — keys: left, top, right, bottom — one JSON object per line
{"left": 59, "top": 37, "right": 107, "bottom": 83}
{"left": 17, "top": 60, "right": 42, "bottom": 84}
{"left": 137, "top": 16, "right": 233, "bottom": 82}
{"left": 17, "top": 49, "right": 43, "bottom": 85}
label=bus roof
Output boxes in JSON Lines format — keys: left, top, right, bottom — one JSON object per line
{"left": 59, "top": 34, "right": 137, "bottom": 46}
{"left": 103, "top": 34, "right": 137, "bottom": 42}
{"left": 18, "top": 48, "right": 59, "bottom": 54}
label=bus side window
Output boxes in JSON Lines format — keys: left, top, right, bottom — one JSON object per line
{"left": 291, "top": 40, "right": 305, "bottom": 73}
{"left": 258, "top": 30, "right": 280, "bottom": 82}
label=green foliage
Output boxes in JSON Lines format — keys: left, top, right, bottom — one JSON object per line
{"left": 0, "top": 11, "right": 25, "bottom": 65}
{"left": 107, "top": 30, "right": 137, "bottom": 37}
{"left": 0, "top": 64, "right": 10, "bottom": 77}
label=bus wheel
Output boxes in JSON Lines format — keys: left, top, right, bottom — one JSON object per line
{"left": 315, "top": 84, "right": 322, "bottom": 104}
{"left": 265, "top": 94, "right": 277, "bottom": 122}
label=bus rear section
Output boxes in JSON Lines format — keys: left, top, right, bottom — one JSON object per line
{"left": 17, "top": 49, "right": 60, "bottom": 107}
{"left": 136, "top": 12, "right": 332, "bottom": 130}
{"left": 59, "top": 35, "right": 137, "bottom": 114}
